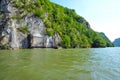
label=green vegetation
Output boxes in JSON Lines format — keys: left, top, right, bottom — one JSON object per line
{"left": 17, "top": 25, "right": 29, "bottom": 34}
{"left": 0, "top": 43, "right": 9, "bottom": 49}
{"left": 0, "top": 15, "right": 2, "bottom": 19}
{"left": 12, "top": 0, "right": 113, "bottom": 48}
{"left": 99, "top": 32, "right": 114, "bottom": 47}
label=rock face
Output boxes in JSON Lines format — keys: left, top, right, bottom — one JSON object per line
{"left": 0, "top": 0, "right": 61, "bottom": 49}
{"left": 113, "top": 38, "right": 120, "bottom": 47}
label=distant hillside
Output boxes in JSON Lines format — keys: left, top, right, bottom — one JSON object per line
{"left": 0, "top": 0, "right": 113, "bottom": 49}
{"left": 99, "top": 32, "right": 114, "bottom": 47}
{"left": 113, "top": 38, "right": 120, "bottom": 47}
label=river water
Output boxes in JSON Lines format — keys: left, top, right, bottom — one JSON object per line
{"left": 0, "top": 47, "right": 120, "bottom": 80}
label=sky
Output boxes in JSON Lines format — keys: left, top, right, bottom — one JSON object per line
{"left": 50, "top": 0, "right": 120, "bottom": 41}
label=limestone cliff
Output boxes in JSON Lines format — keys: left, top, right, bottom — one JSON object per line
{"left": 0, "top": 0, "right": 61, "bottom": 49}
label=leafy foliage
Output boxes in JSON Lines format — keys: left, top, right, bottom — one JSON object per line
{"left": 99, "top": 32, "right": 114, "bottom": 47}
{"left": 18, "top": 25, "right": 29, "bottom": 34}
{"left": 12, "top": 0, "right": 113, "bottom": 48}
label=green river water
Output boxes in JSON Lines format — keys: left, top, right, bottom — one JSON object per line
{"left": 0, "top": 47, "right": 120, "bottom": 80}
